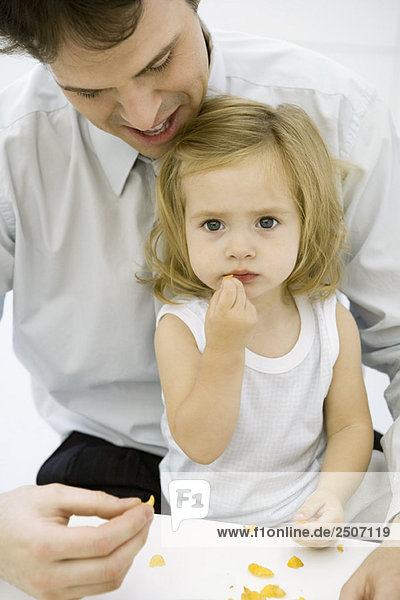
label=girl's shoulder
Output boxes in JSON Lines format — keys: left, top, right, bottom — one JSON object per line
{"left": 156, "top": 296, "right": 209, "bottom": 352}
{"left": 156, "top": 295, "right": 209, "bottom": 323}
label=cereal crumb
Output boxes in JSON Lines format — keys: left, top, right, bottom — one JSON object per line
{"left": 287, "top": 555, "right": 304, "bottom": 569}
{"left": 149, "top": 554, "right": 165, "bottom": 567}
{"left": 248, "top": 563, "right": 274, "bottom": 577}
{"left": 241, "top": 587, "right": 262, "bottom": 600}
{"left": 260, "top": 584, "right": 286, "bottom": 598}
{"left": 337, "top": 544, "right": 344, "bottom": 552}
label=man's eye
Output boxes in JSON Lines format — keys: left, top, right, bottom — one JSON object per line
{"left": 75, "top": 90, "right": 101, "bottom": 99}
{"left": 148, "top": 53, "right": 172, "bottom": 73}
{"left": 258, "top": 217, "right": 278, "bottom": 229}
{"left": 203, "top": 219, "right": 223, "bottom": 232}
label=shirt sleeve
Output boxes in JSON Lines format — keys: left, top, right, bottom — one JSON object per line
{"left": 339, "top": 92, "right": 400, "bottom": 483}
{"left": 0, "top": 184, "right": 15, "bottom": 315}
{"left": 381, "top": 421, "right": 400, "bottom": 521}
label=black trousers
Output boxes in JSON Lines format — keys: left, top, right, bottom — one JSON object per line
{"left": 36, "top": 431, "right": 163, "bottom": 513}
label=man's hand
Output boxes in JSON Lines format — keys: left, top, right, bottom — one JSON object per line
{"left": 0, "top": 484, "right": 154, "bottom": 599}
{"left": 340, "top": 513, "right": 400, "bottom": 598}
{"left": 293, "top": 488, "right": 344, "bottom": 548}
{"left": 339, "top": 545, "right": 400, "bottom": 599}
{"left": 205, "top": 276, "right": 257, "bottom": 353}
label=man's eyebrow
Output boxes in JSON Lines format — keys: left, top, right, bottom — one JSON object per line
{"left": 56, "top": 35, "right": 179, "bottom": 94}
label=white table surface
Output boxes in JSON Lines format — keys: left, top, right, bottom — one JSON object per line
{"left": 0, "top": 514, "right": 378, "bottom": 600}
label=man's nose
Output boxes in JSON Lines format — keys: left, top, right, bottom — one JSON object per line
{"left": 117, "top": 81, "right": 163, "bottom": 131}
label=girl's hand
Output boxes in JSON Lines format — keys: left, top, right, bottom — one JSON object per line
{"left": 205, "top": 276, "right": 257, "bottom": 353}
{"left": 293, "top": 488, "right": 345, "bottom": 548}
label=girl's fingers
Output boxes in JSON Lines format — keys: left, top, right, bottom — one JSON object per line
{"left": 217, "top": 276, "right": 238, "bottom": 310}
{"left": 232, "top": 279, "right": 247, "bottom": 310}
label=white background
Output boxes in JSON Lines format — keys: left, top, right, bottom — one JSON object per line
{"left": 0, "top": 0, "right": 398, "bottom": 493}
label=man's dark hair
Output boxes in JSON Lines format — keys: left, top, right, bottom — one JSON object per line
{"left": 0, "top": 0, "right": 199, "bottom": 63}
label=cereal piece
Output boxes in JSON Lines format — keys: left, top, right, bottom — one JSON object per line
{"left": 242, "top": 587, "right": 262, "bottom": 600}
{"left": 244, "top": 525, "right": 257, "bottom": 533}
{"left": 260, "top": 584, "right": 286, "bottom": 598}
{"left": 145, "top": 494, "right": 155, "bottom": 506}
{"left": 149, "top": 554, "right": 165, "bottom": 567}
{"left": 223, "top": 274, "right": 234, "bottom": 279}
{"left": 287, "top": 555, "right": 304, "bottom": 569}
{"left": 337, "top": 544, "right": 344, "bottom": 552}
{"left": 248, "top": 563, "right": 274, "bottom": 577}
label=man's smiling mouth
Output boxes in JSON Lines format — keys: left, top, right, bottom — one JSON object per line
{"left": 139, "top": 115, "right": 172, "bottom": 136}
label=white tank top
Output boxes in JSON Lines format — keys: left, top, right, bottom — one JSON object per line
{"left": 156, "top": 294, "right": 339, "bottom": 526}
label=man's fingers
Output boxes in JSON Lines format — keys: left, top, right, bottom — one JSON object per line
{"left": 339, "top": 578, "right": 361, "bottom": 600}
{"left": 35, "top": 519, "right": 152, "bottom": 596}
{"left": 44, "top": 484, "right": 141, "bottom": 520}
{"left": 48, "top": 503, "right": 153, "bottom": 560}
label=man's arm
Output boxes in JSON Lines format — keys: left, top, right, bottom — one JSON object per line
{"left": 341, "top": 93, "right": 400, "bottom": 482}
{"left": 338, "top": 87, "right": 400, "bottom": 600}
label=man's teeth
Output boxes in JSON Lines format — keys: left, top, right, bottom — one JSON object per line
{"left": 141, "top": 117, "right": 171, "bottom": 136}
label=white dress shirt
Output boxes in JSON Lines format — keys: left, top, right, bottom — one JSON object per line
{"left": 0, "top": 28, "right": 399, "bottom": 516}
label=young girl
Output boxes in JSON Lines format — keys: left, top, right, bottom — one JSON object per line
{"left": 142, "top": 95, "right": 373, "bottom": 533}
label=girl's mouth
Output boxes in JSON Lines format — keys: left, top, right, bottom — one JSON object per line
{"left": 228, "top": 272, "right": 258, "bottom": 283}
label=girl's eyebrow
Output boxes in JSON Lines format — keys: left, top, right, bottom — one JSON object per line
{"left": 189, "top": 206, "right": 293, "bottom": 219}
{"left": 56, "top": 35, "right": 179, "bottom": 94}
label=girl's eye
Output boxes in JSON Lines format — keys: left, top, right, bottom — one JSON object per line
{"left": 148, "top": 53, "right": 172, "bottom": 73}
{"left": 258, "top": 217, "right": 278, "bottom": 229}
{"left": 203, "top": 219, "right": 223, "bottom": 232}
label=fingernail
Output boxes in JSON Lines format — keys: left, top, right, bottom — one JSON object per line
{"left": 144, "top": 506, "right": 154, "bottom": 522}
{"left": 119, "top": 497, "right": 141, "bottom": 506}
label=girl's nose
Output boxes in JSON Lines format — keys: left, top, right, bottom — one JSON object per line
{"left": 225, "top": 234, "right": 256, "bottom": 260}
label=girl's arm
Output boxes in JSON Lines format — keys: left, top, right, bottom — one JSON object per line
{"left": 315, "top": 301, "right": 374, "bottom": 504}
{"left": 294, "top": 302, "right": 374, "bottom": 540}
{"left": 155, "top": 277, "right": 257, "bottom": 464}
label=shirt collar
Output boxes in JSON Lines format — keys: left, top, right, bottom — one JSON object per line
{"left": 204, "top": 26, "right": 227, "bottom": 97}
{"left": 88, "top": 121, "right": 139, "bottom": 196}
{"left": 87, "top": 25, "right": 227, "bottom": 196}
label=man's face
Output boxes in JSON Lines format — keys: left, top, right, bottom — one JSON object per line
{"left": 50, "top": 0, "right": 209, "bottom": 158}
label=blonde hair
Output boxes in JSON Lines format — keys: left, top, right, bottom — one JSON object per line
{"left": 141, "top": 95, "right": 348, "bottom": 303}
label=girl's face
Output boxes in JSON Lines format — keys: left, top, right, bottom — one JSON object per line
{"left": 183, "top": 153, "right": 302, "bottom": 309}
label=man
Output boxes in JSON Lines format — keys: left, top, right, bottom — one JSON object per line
{"left": 0, "top": 1, "right": 399, "bottom": 598}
